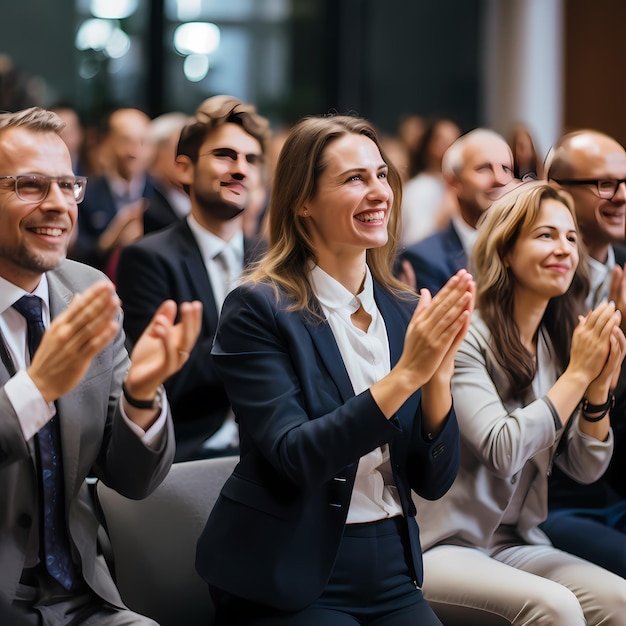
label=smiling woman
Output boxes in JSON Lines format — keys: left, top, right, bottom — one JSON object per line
{"left": 415, "top": 181, "right": 626, "bottom": 625}
{"left": 195, "top": 114, "right": 476, "bottom": 625}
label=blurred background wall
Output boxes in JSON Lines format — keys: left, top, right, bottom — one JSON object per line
{"left": 1, "top": 0, "right": 625, "bottom": 155}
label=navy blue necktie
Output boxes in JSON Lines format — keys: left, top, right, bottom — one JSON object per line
{"left": 13, "top": 295, "right": 77, "bottom": 590}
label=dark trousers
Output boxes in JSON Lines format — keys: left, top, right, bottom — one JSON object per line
{"left": 541, "top": 502, "right": 626, "bottom": 579}
{"left": 211, "top": 516, "right": 442, "bottom": 625}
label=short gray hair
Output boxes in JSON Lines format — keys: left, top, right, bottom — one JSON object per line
{"left": 442, "top": 128, "right": 508, "bottom": 178}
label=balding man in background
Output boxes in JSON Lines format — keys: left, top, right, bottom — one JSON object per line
{"left": 69, "top": 107, "right": 154, "bottom": 274}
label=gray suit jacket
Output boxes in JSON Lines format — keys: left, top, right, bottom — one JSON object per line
{"left": 0, "top": 259, "right": 175, "bottom": 606}
{"left": 416, "top": 311, "right": 613, "bottom": 552}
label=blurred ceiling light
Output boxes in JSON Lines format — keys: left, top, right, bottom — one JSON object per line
{"left": 183, "top": 54, "right": 210, "bottom": 82}
{"left": 90, "top": 0, "right": 138, "bottom": 19}
{"left": 75, "top": 18, "right": 114, "bottom": 51}
{"left": 105, "top": 28, "right": 131, "bottom": 58}
{"left": 75, "top": 19, "right": 131, "bottom": 60}
{"left": 174, "top": 22, "right": 220, "bottom": 56}
{"left": 176, "top": 0, "right": 202, "bottom": 21}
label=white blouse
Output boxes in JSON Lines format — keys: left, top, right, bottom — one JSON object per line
{"left": 309, "top": 265, "right": 403, "bottom": 523}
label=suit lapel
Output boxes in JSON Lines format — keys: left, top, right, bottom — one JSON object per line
{"left": 177, "top": 222, "right": 220, "bottom": 331}
{"left": 302, "top": 309, "right": 355, "bottom": 405}
{"left": 302, "top": 282, "right": 411, "bottom": 405}
{"left": 46, "top": 272, "right": 83, "bottom": 494}
{"left": 444, "top": 223, "right": 467, "bottom": 271}
{"left": 373, "top": 283, "right": 407, "bottom": 368}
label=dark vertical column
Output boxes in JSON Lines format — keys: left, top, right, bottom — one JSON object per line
{"left": 336, "top": 0, "right": 368, "bottom": 116}
{"left": 147, "top": 0, "right": 165, "bottom": 117}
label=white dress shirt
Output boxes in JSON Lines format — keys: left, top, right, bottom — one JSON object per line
{"left": 0, "top": 274, "right": 166, "bottom": 445}
{"left": 186, "top": 214, "right": 244, "bottom": 311}
{"left": 309, "top": 264, "right": 403, "bottom": 523}
{"left": 586, "top": 247, "right": 615, "bottom": 310}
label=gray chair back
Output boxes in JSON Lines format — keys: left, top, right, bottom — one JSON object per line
{"left": 97, "top": 455, "right": 238, "bottom": 626}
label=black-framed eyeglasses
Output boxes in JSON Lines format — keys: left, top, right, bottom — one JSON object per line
{"left": 550, "top": 177, "right": 626, "bottom": 200}
{"left": 0, "top": 174, "right": 88, "bottom": 203}
{"left": 198, "top": 147, "right": 263, "bottom": 166}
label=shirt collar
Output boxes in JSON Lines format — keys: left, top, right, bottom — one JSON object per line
{"left": 451, "top": 214, "right": 479, "bottom": 257}
{"left": 108, "top": 173, "right": 146, "bottom": 202}
{"left": 186, "top": 214, "right": 244, "bottom": 264}
{"left": 0, "top": 273, "right": 50, "bottom": 316}
{"left": 309, "top": 264, "right": 374, "bottom": 315}
{"left": 587, "top": 246, "right": 615, "bottom": 303}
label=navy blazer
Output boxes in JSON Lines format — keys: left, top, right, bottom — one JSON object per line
{"left": 195, "top": 279, "right": 460, "bottom": 611}
{"left": 401, "top": 222, "right": 467, "bottom": 295}
{"left": 116, "top": 219, "right": 260, "bottom": 458}
{"left": 143, "top": 183, "right": 183, "bottom": 235}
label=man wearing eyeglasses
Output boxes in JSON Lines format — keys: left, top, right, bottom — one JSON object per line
{"left": 116, "top": 96, "right": 269, "bottom": 462}
{"left": 0, "top": 107, "right": 202, "bottom": 624}
{"left": 548, "top": 130, "right": 626, "bottom": 307}
{"left": 543, "top": 129, "right": 626, "bottom": 579}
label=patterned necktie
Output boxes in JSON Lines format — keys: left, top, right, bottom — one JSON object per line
{"left": 12, "top": 295, "right": 77, "bottom": 590}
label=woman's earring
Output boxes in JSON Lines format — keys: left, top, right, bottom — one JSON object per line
{"left": 302, "top": 210, "right": 309, "bottom": 217}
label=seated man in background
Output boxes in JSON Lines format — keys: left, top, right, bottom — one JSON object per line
{"left": 143, "top": 111, "right": 192, "bottom": 235}
{"left": 401, "top": 128, "right": 514, "bottom": 294}
{"left": 69, "top": 107, "right": 154, "bottom": 275}
{"left": 0, "top": 107, "right": 201, "bottom": 624}
{"left": 117, "top": 95, "right": 269, "bottom": 462}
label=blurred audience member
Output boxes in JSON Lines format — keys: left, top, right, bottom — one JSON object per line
{"left": 0, "top": 54, "right": 40, "bottom": 111}
{"left": 397, "top": 113, "right": 426, "bottom": 159}
{"left": 69, "top": 107, "right": 154, "bottom": 276}
{"left": 380, "top": 134, "right": 410, "bottom": 183}
{"left": 509, "top": 122, "right": 545, "bottom": 180}
{"left": 49, "top": 103, "right": 85, "bottom": 176}
{"left": 143, "top": 111, "right": 192, "bottom": 234}
{"left": 117, "top": 95, "right": 270, "bottom": 461}
{"left": 400, "top": 118, "right": 461, "bottom": 247}
{"left": 401, "top": 128, "right": 514, "bottom": 294}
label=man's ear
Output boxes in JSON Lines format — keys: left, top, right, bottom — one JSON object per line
{"left": 175, "top": 154, "right": 194, "bottom": 186}
{"left": 445, "top": 172, "right": 462, "bottom": 196}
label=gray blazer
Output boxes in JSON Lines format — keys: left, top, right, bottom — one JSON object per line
{"left": 0, "top": 259, "right": 175, "bottom": 606}
{"left": 416, "top": 311, "right": 613, "bottom": 552}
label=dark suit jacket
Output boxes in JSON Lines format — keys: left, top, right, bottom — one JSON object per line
{"left": 72, "top": 176, "right": 155, "bottom": 270}
{"left": 195, "top": 280, "right": 460, "bottom": 611}
{"left": 143, "top": 183, "right": 183, "bottom": 235}
{"left": 0, "top": 260, "right": 175, "bottom": 607}
{"left": 116, "top": 219, "right": 260, "bottom": 460}
{"left": 401, "top": 222, "right": 467, "bottom": 295}
{"left": 547, "top": 243, "right": 626, "bottom": 509}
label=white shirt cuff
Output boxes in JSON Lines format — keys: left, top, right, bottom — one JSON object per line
{"left": 119, "top": 387, "right": 168, "bottom": 448}
{"left": 6, "top": 370, "right": 56, "bottom": 442}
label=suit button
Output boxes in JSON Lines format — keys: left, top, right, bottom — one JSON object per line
{"left": 18, "top": 514, "right": 32, "bottom": 529}
{"left": 511, "top": 475, "right": 517, "bottom": 484}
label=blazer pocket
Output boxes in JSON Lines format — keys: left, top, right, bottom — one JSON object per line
{"left": 220, "top": 474, "right": 296, "bottom": 521}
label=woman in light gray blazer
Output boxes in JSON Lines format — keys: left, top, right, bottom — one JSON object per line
{"left": 416, "top": 182, "right": 626, "bottom": 625}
